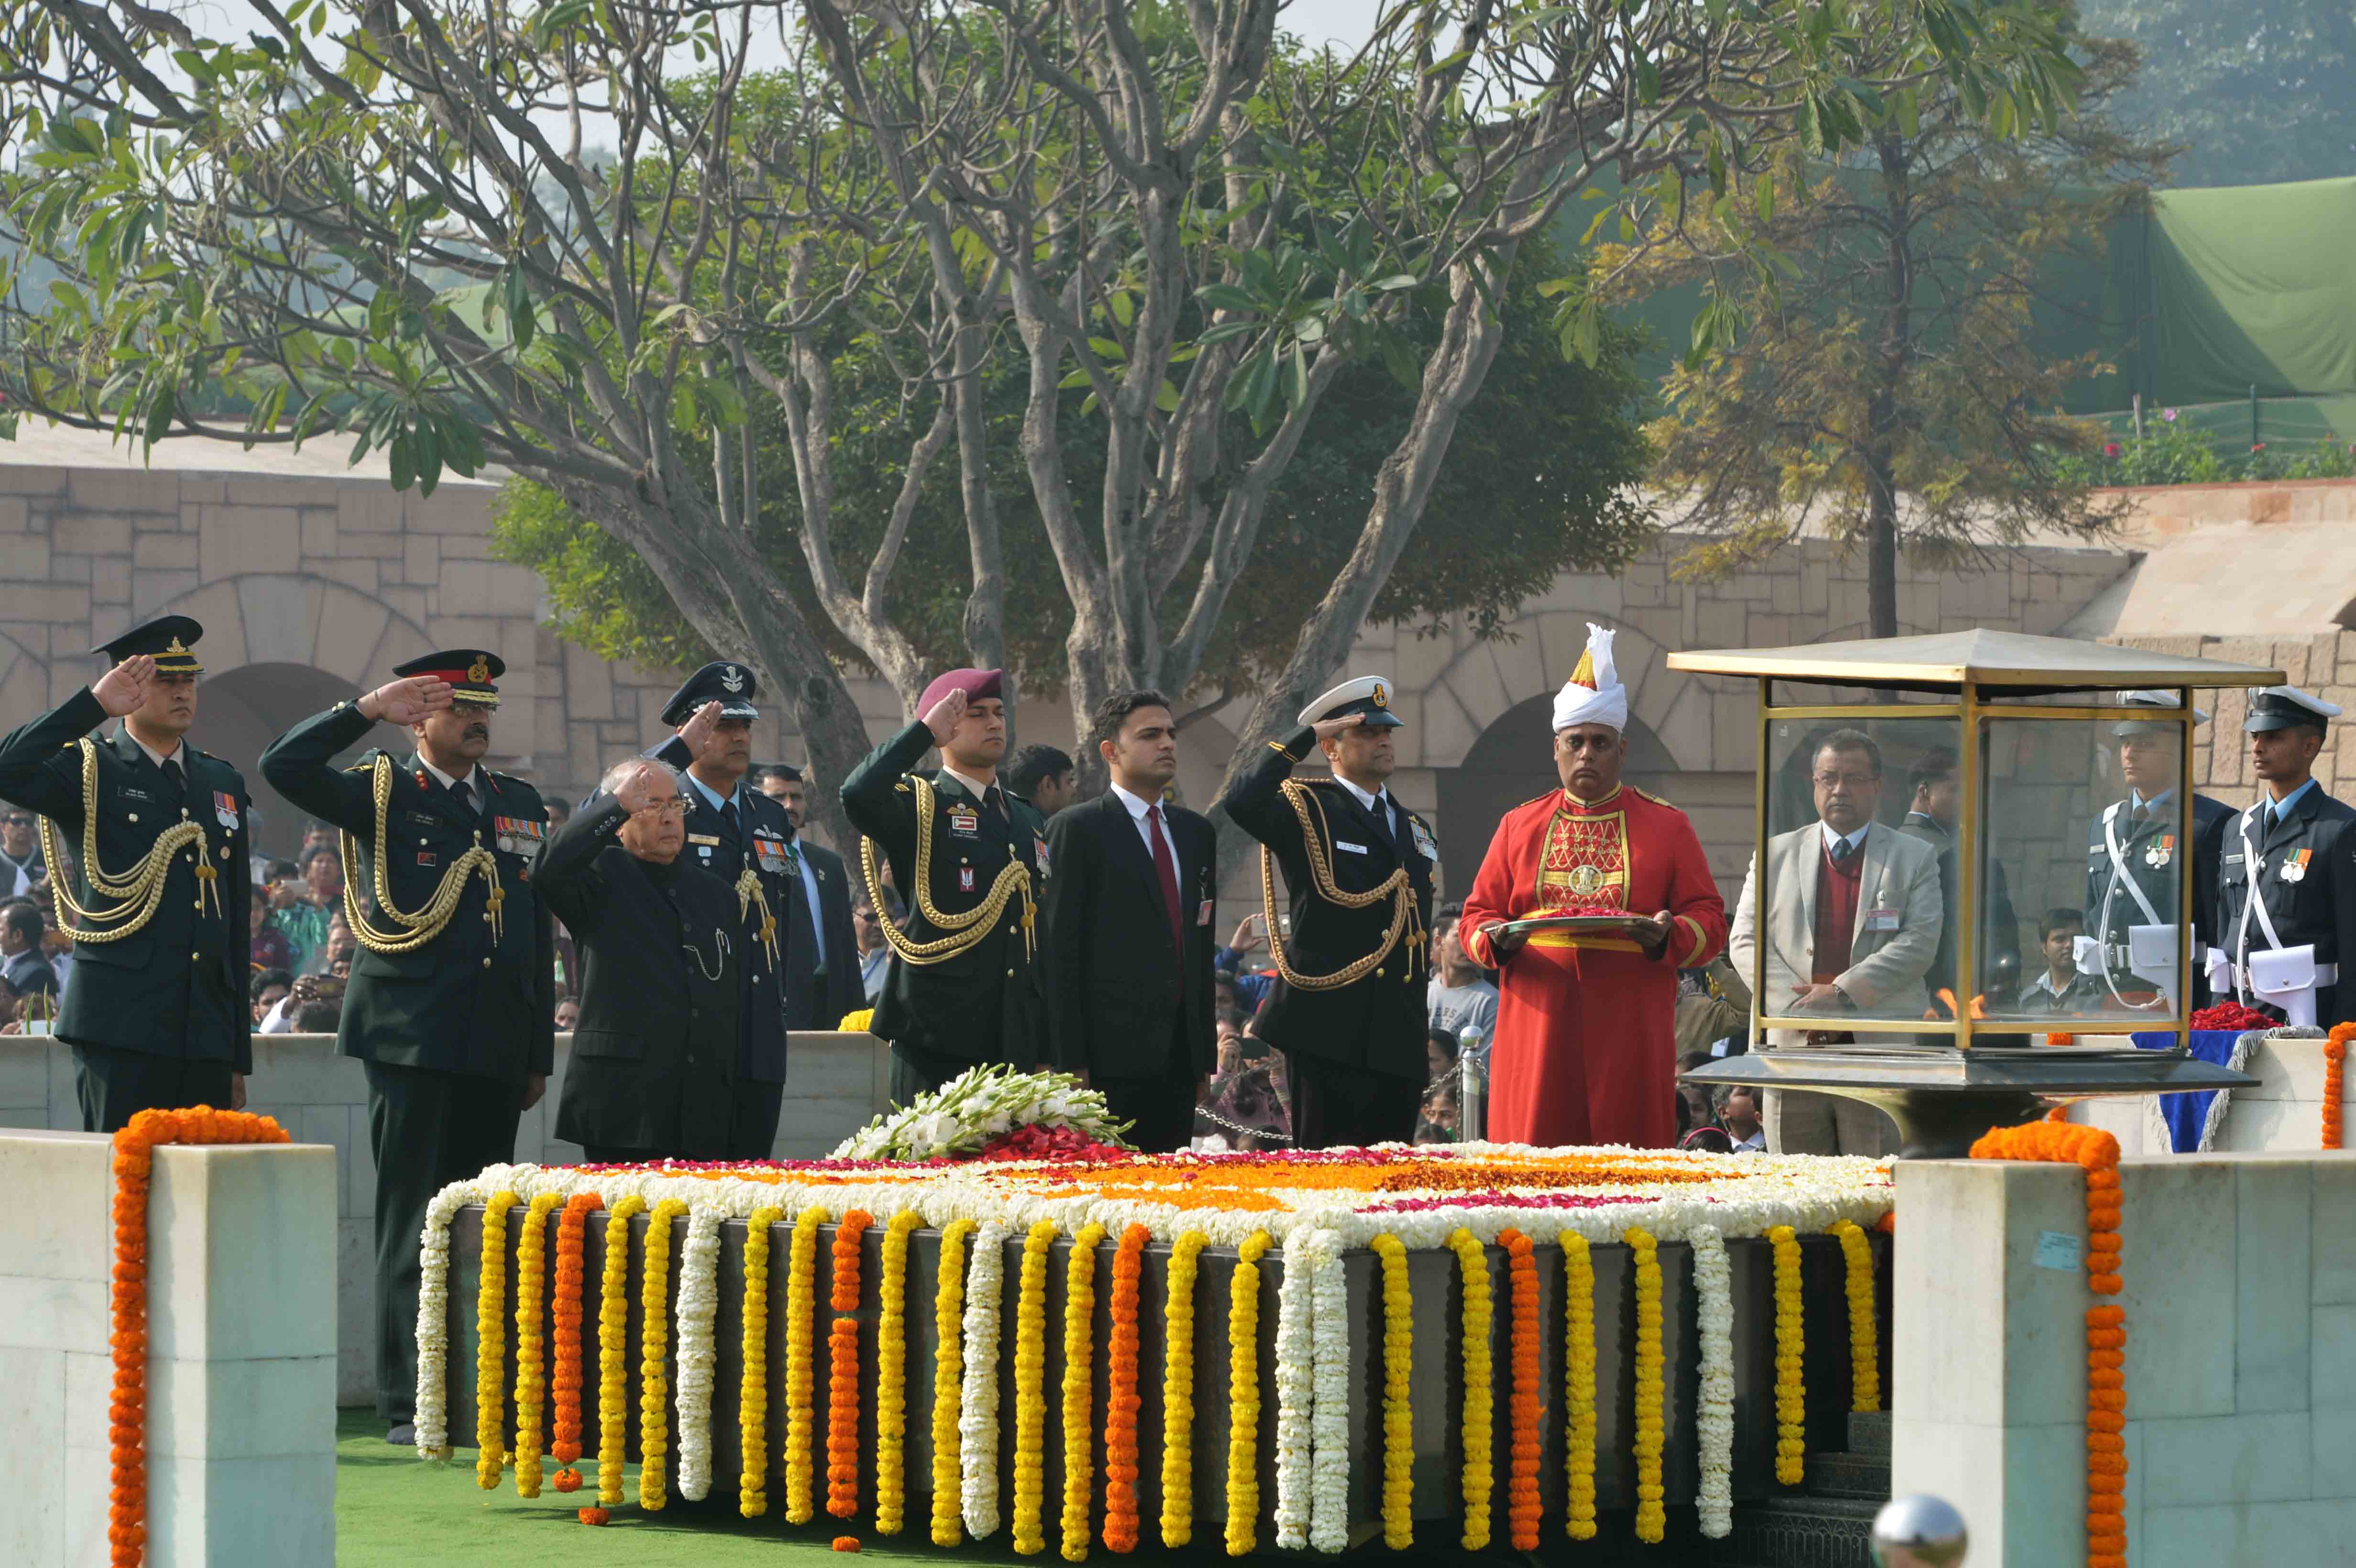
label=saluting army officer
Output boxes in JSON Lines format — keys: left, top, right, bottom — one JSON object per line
{"left": 2213, "top": 686, "right": 2356, "bottom": 1028}
{"left": 635, "top": 661, "right": 796, "bottom": 1159}
{"left": 1217, "top": 676, "right": 1436, "bottom": 1149}
{"left": 261, "top": 651, "right": 556, "bottom": 1444}
{"left": 2081, "top": 691, "right": 2235, "bottom": 1012}
{"left": 840, "top": 667, "right": 1048, "bottom": 1105}
{"left": 0, "top": 616, "right": 252, "bottom": 1130}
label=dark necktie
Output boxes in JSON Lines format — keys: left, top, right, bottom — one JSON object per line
{"left": 1148, "top": 804, "right": 1183, "bottom": 946}
{"left": 1372, "top": 791, "right": 1397, "bottom": 853}
{"left": 1831, "top": 834, "right": 1856, "bottom": 868}
{"left": 722, "top": 796, "right": 740, "bottom": 838}
{"left": 450, "top": 778, "right": 473, "bottom": 817}
{"left": 2264, "top": 803, "right": 2279, "bottom": 839}
{"left": 983, "top": 784, "right": 1005, "bottom": 819}
{"left": 162, "top": 758, "right": 185, "bottom": 795}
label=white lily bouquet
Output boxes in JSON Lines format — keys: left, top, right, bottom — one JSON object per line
{"left": 829, "top": 1063, "right": 1136, "bottom": 1163}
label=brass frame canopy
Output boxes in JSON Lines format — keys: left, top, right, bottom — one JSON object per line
{"left": 1666, "top": 628, "right": 2284, "bottom": 689}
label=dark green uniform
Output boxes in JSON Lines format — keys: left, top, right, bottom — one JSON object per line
{"left": 0, "top": 688, "right": 252, "bottom": 1130}
{"left": 840, "top": 721, "right": 1047, "bottom": 1102}
{"left": 260, "top": 699, "right": 555, "bottom": 1424}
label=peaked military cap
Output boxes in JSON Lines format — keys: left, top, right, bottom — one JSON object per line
{"left": 393, "top": 649, "right": 503, "bottom": 707}
{"left": 661, "top": 660, "right": 759, "bottom": 726}
{"left": 2246, "top": 686, "right": 2339, "bottom": 734}
{"left": 1297, "top": 674, "right": 1404, "bottom": 729}
{"left": 2112, "top": 688, "right": 2209, "bottom": 738}
{"left": 96, "top": 614, "right": 204, "bottom": 675}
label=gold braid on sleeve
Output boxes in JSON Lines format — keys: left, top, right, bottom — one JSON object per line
{"left": 734, "top": 868, "right": 780, "bottom": 967}
{"left": 40, "top": 738, "right": 219, "bottom": 941}
{"left": 859, "top": 775, "right": 1034, "bottom": 967}
{"left": 1258, "top": 778, "right": 1422, "bottom": 991}
{"left": 340, "top": 755, "right": 505, "bottom": 953}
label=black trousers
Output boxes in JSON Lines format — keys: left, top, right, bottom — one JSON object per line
{"left": 1095, "top": 1047, "right": 1201, "bottom": 1154}
{"left": 728, "top": 1079, "right": 786, "bottom": 1161}
{"left": 888, "top": 1042, "right": 975, "bottom": 1108}
{"left": 1282, "top": 1048, "right": 1420, "bottom": 1150}
{"left": 71, "top": 1041, "right": 234, "bottom": 1133}
{"left": 366, "top": 1059, "right": 521, "bottom": 1422}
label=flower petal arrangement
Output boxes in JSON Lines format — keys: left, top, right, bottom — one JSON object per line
{"left": 829, "top": 1065, "right": 1134, "bottom": 1164}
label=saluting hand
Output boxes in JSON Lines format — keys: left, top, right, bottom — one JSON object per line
{"left": 676, "top": 699, "right": 724, "bottom": 761}
{"left": 922, "top": 686, "right": 968, "bottom": 747}
{"left": 357, "top": 675, "right": 453, "bottom": 726}
{"left": 1309, "top": 712, "right": 1365, "bottom": 744}
{"left": 90, "top": 655, "right": 156, "bottom": 718}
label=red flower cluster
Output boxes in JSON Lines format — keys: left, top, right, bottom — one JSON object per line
{"left": 974, "top": 1125, "right": 1129, "bottom": 1162}
{"left": 2190, "top": 1001, "right": 2276, "bottom": 1033}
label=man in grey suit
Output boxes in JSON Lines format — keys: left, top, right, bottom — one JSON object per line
{"left": 1729, "top": 729, "right": 1944, "bottom": 1155}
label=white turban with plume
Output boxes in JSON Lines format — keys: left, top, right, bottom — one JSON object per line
{"left": 1551, "top": 622, "right": 1627, "bottom": 732}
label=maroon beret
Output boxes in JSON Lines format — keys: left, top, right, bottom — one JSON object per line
{"left": 916, "top": 666, "right": 1004, "bottom": 715}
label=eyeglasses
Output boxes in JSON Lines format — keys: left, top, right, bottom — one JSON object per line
{"left": 632, "top": 800, "right": 691, "bottom": 821}
{"left": 1811, "top": 772, "right": 1878, "bottom": 789}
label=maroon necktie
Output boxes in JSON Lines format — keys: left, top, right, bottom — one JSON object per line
{"left": 1148, "top": 804, "right": 1183, "bottom": 946}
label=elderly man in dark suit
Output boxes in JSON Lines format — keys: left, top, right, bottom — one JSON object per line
{"left": 1040, "top": 690, "right": 1218, "bottom": 1151}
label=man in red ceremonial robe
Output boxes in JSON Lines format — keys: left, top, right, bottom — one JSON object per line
{"left": 1462, "top": 625, "right": 1727, "bottom": 1148}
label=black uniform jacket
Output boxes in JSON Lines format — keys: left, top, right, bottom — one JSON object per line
{"left": 1040, "top": 789, "right": 1217, "bottom": 1082}
{"left": 839, "top": 722, "right": 1047, "bottom": 1066}
{"left": 260, "top": 703, "right": 554, "bottom": 1083}
{"left": 640, "top": 738, "right": 794, "bottom": 1078}
{"left": 534, "top": 796, "right": 743, "bottom": 1155}
{"left": 2082, "top": 792, "right": 2234, "bottom": 1001}
{"left": 1216, "top": 727, "right": 1434, "bottom": 1079}
{"left": 0, "top": 689, "right": 251, "bottom": 1069}
{"left": 2214, "top": 784, "right": 2356, "bottom": 1026}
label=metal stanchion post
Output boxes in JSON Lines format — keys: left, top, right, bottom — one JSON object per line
{"left": 1457, "top": 1024, "right": 1485, "bottom": 1143}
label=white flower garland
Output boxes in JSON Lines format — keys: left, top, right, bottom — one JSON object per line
{"left": 959, "top": 1220, "right": 1008, "bottom": 1539}
{"left": 411, "top": 1178, "right": 481, "bottom": 1462}
{"left": 1271, "top": 1229, "right": 1318, "bottom": 1549}
{"left": 1304, "top": 1231, "right": 1353, "bottom": 1553}
{"left": 674, "top": 1207, "right": 723, "bottom": 1501}
{"left": 1688, "top": 1223, "right": 1737, "bottom": 1538}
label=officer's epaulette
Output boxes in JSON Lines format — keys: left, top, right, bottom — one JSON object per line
{"left": 1293, "top": 774, "right": 1349, "bottom": 791}
{"left": 894, "top": 778, "right": 912, "bottom": 793}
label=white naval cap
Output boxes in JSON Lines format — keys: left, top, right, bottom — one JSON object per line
{"left": 1297, "top": 675, "right": 1404, "bottom": 729}
{"left": 2112, "top": 689, "right": 2208, "bottom": 735}
{"left": 2246, "top": 685, "right": 2342, "bottom": 733}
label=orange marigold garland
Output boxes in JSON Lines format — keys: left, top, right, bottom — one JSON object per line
{"left": 107, "top": 1109, "right": 291, "bottom": 1568}
{"left": 548, "top": 1190, "right": 603, "bottom": 1492}
{"left": 1971, "top": 1118, "right": 2128, "bottom": 1568}
{"left": 2325, "top": 1022, "right": 2353, "bottom": 1148}
{"left": 828, "top": 1210, "right": 873, "bottom": 1520}
{"left": 1497, "top": 1229, "right": 1543, "bottom": 1549}
{"left": 1103, "top": 1223, "right": 1149, "bottom": 1554}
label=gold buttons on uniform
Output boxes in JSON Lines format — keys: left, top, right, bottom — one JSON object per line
{"left": 1006, "top": 969, "right": 1015, "bottom": 978}
{"left": 482, "top": 958, "right": 492, "bottom": 969}
{"left": 191, "top": 951, "right": 200, "bottom": 961}
{"left": 127, "top": 812, "right": 138, "bottom": 823}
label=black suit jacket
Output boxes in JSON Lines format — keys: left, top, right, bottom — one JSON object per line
{"left": 0, "top": 689, "right": 251, "bottom": 1069}
{"left": 535, "top": 796, "right": 742, "bottom": 1155}
{"left": 260, "top": 702, "right": 554, "bottom": 1084}
{"left": 791, "top": 838, "right": 865, "bottom": 1030}
{"left": 1216, "top": 729, "right": 1435, "bottom": 1079}
{"left": 1040, "top": 789, "right": 1216, "bottom": 1081}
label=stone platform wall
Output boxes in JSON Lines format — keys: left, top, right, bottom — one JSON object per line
{"left": 0, "top": 1032, "right": 894, "bottom": 1406}
{"left": 2064, "top": 1036, "right": 2332, "bottom": 1155}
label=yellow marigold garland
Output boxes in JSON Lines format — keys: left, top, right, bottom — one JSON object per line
{"left": 1559, "top": 1230, "right": 1597, "bottom": 1540}
{"left": 1768, "top": 1223, "right": 1806, "bottom": 1485}
{"left": 785, "top": 1205, "right": 827, "bottom": 1523}
{"left": 508, "top": 1190, "right": 560, "bottom": 1495}
{"left": 1828, "top": 1219, "right": 1880, "bottom": 1413}
{"left": 739, "top": 1204, "right": 785, "bottom": 1517}
{"left": 1446, "top": 1228, "right": 1494, "bottom": 1551}
{"left": 1158, "top": 1230, "right": 1208, "bottom": 1548}
{"left": 473, "top": 1190, "right": 517, "bottom": 1490}
{"left": 930, "top": 1218, "right": 978, "bottom": 1547}
{"left": 1013, "top": 1218, "right": 1059, "bottom": 1556}
{"left": 596, "top": 1195, "right": 648, "bottom": 1509}
{"left": 638, "top": 1198, "right": 690, "bottom": 1511}
{"left": 1223, "top": 1230, "right": 1273, "bottom": 1557}
{"left": 875, "top": 1210, "right": 922, "bottom": 1536}
{"left": 828, "top": 1210, "right": 873, "bottom": 1520}
{"left": 1059, "top": 1220, "right": 1107, "bottom": 1561}
{"left": 1370, "top": 1233, "right": 1414, "bottom": 1549}
{"left": 1627, "top": 1226, "right": 1666, "bottom": 1543}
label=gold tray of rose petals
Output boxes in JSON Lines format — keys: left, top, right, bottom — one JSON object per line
{"left": 1496, "top": 911, "right": 1659, "bottom": 941}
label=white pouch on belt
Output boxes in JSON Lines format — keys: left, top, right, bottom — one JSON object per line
{"left": 2247, "top": 944, "right": 2321, "bottom": 1027}
{"left": 2127, "top": 924, "right": 2178, "bottom": 995}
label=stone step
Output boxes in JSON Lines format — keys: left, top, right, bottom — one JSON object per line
{"left": 1847, "top": 1410, "right": 1892, "bottom": 1456}
{"left": 1712, "top": 1493, "right": 1885, "bottom": 1568}
{"left": 1802, "top": 1449, "right": 1892, "bottom": 1501}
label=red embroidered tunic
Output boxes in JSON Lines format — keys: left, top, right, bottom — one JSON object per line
{"left": 1461, "top": 784, "right": 1727, "bottom": 1149}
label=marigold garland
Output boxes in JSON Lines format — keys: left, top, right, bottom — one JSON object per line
{"left": 593, "top": 1194, "right": 647, "bottom": 1511}
{"left": 1558, "top": 1230, "right": 1597, "bottom": 1540}
{"left": 1369, "top": 1234, "right": 1414, "bottom": 1548}
{"left": 876, "top": 1210, "right": 922, "bottom": 1536}
{"left": 1223, "top": 1230, "right": 1273, "bottom": 1556}
{"left": 1767, "top": 1224, "right": 1806, "bottom": 1485}
{"left": 549, "top": 1190, "right": 603, "bottom": 1489}
{"left": 473, "top": 1190, "right": 517, "bottom": 1491}
{"left": 1014, "top": 1218, "right": 1060, "bottom": 1556}
{"left": 638, "top": 1198, "right": 689, "bottom": 1511}
{"left": 2326, "top": 1022, "right": 2352, "bottom": 1148}
{"left": 739, "top": 1204, "right": 786, "bottom": 1517}
{"left": 105, "top": 1109, "right": 290, "bottom": 1567}
{"left": 1626, "top": 1226, "right": 1666, "bottom": 1544}
{"left": 1827, "top": 1218, "right": 1881, "bottom": 1413}
{"left": 510, "top": 1190, "right": 562, "bottom": 1496}
{"left": 1497, "top": 1229, "right": 1542, "bottom": 1549}
{"left": 785, "top": 1205, "right": 826, "bottom": 1522}
{"left": 1972, "top": 1118, "right": 2128, "bottom": 1568}
{"left": 1103, "top": 1224, "right": 1148, "bottom": 1554}
{"left": 929, "top": 1218, "right": 979, "bottom": 1546}
{"left": 1159, "top": 1230, "right": 1208, "bottom": 1548}
{"left": 1445, "top": 1228, "right": 1494, "bottom": 1550}
{"left": 829, "top": 1210, "right": 873, "bottom": 1520}
{"left": 1060, "top": 1220, "right": 1108, "bottom": 1560}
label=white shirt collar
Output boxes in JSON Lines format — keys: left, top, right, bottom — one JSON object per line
{"left": 1108, "top": 782, "right": 1162, "bottom": 823}
{"left": 124, "top": 729, "right": 185, "bottom": 773}
{"left": 1333, "top": 773, "right": 1389, "bottom": 816}
{"left": 1820, "top": 820, "right": 1870, "bottom": 856}
{"left": 2033, "top": 969, "right": 2073, "bottom": 998}
{"left": 417, "top": 755, "right": 485, "bottom": 795}
{"left": 941, "top": 765, "right": 997, "bottom": 804}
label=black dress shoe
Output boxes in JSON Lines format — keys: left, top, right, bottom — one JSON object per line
{"left": 387, "top": 1422, "right": 416, "bottom": 1446}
